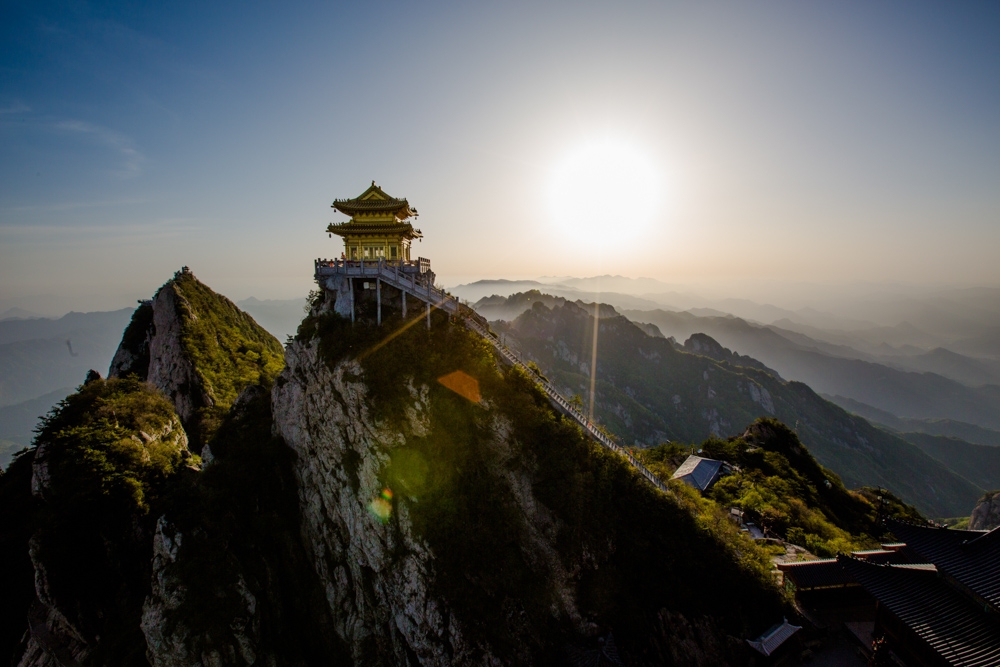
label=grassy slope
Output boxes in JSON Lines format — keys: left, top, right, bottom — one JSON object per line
{"left": 505, "top": 302, "right": 983, "bottom": 518}
{"left": 170, "top": 272, "right": 284, "bottom": 407}
{"left": 301, "top": 308, "right": 785, "bottom": 663}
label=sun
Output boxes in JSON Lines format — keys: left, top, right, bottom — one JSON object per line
{"left": 547, "top": 139, "right": 663, "bottom": 252}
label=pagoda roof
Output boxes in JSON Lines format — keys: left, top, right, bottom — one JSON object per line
{"left": 326, "top": 221, "right": 422, "bottom": 239}
{"left": 332, "top": 182, "right": 417, "bottom": 219}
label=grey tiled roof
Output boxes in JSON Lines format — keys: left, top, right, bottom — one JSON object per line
{"left": 747, "top": 619, "right": 801, "bottom": 657}
{"left": 888, "top": 519, "right": 1000, "bottom": 611}
{"left": 777, "top": 559, "right": 857, "bottom": 590}
{"left": 841, "top": 556, "right": 1000, "bottom": 667}
{"left": 670, "top": 455, "right": 722, "bottom": 491}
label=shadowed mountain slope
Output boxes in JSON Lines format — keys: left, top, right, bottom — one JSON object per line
{"left": 497, "top": 301, "right": 984, "bottom": 518}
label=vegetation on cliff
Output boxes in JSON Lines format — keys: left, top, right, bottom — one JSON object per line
{"left": 300, "top": 303, "right": 786, "bottom": 663}
{"left": 168, "top": 271, "right": 285, "bottom": 440}
{"left": 170, "top": 272, "right": 284, "bottom": 405}
{"left": 152, "top": 386, "right": 350, "bottom": 665}
{"left": 640, "top": 418, "right": 926, "bottom": 557}
{"left": 34, "top": 376, "right": 194, "bottom": 514}
{"left": 20, "top": 376, "right": 197, "bottom": 665}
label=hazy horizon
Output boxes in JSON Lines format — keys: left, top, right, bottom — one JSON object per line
{"left": 3, "top": 2, "right": 1000, "bottom": 313}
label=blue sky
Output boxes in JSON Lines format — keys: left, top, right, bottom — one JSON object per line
{"left": 2, "top": 1, "right": 999, "bottom": 313}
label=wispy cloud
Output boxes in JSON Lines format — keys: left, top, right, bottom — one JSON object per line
{"left": 4, "top": 197, "right": 150, "bottom": 213}
{"left": 0, "top": 102, "right": 31, "bottom": 114}
{"left": 55, "top": 120, "right": 145, "bottom": 176}
{"left": 0, "top": 219, "right": 202, "bottom": 239}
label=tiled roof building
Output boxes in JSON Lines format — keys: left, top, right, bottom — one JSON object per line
{"left": 840, "top": 556, "right": 1000, "bottom": 667}
{"left": 776, "top": 521, "right": 1000, "bottom": 666}
{"left": 888, "top": 519, "right": 1000, "bottom": 613}
{"left": 670, "top": 455, "right": 723, "bottom": 491}
{"left": 327, "top": 182, "right": 423, "bottom": 262}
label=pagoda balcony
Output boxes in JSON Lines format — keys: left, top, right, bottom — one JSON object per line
{"left": 315, "top": 257, "right": 435, "bottom": 287}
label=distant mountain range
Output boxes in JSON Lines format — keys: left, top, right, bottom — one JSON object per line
{"left": 466, "top": 288, "right": 1000, "bottom": 431}
{"left": 624, "top": 309, "right": 1000, "bottom": 432}
{"left": 235, "top": 296, "right": 308, "bottom": 342}
{"left": 0, "top": 308, "right": 134, "bottom": 408}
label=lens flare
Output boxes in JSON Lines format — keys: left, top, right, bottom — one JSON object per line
{"left": 437, "top": 370, "right": 481, "bottom": 403}
{"left": 368, "top": 487, "right": 394, "bottom": 523}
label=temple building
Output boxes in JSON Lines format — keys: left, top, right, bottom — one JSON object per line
{"left": 315, "top": 182, "right": 449, "bottom": 327}
{"left": 327, "top": 181, "right": 422, "bottom": 262}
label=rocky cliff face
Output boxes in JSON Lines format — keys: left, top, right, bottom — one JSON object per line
{"left": 5, "top": 270, "right": 288, "bottom": 667}
{"left": 17, "top": 377, "right": 193, "bottom": 667}
{"left": 109, "top": 267, "right": 284, "bottom": 450}
{"left": 274, "top": 341, "right": 474, "bottom": 665}
{"left": 272, "top": 299, "right": 784, "bottom": 665}
{"left": 109, "top": 278, "right": 212, "bottom": 432}
{"left": 970, "top": 490, "right": 1000, "bottom": 530}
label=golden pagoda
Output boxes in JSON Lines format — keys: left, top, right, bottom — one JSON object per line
{"left": 327, "top": 182, "right": 422, "bottom": 262}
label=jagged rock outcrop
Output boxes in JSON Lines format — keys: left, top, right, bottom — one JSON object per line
{"left": 109, "top": 274, "right": 213, "bottom": 436}
{"left": 18, "top": 377, "right": 193, "bottom": 667}
{"left": 109, "top": 267, "right": 284, "bottom": 450}
{"left": 273, "top": 339, "right": 484, "bottom": 665}
{"left": 109, "top": 302, "right": 155, "bottom": 380}
{"left": 142, "top": 517, "right": 263, "bottom": 667}
{"left": 970, "top": 490, "right": 1000, "bottom": 530}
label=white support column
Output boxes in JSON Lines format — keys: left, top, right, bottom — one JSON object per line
{"left": 377, "top": 279, "right": 381, "bottom": 326}
{"left": 349, "top": 278, "right": 355, "bottom": 323}
{"left": 402, "top": 290, "right": 407, "bottom": 317}
{"left": 426, "top": 302, "right": 431, "bottom": 330}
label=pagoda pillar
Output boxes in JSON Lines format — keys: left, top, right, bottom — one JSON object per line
{"left": 349, "top": 278, "right": 355, "bottom": 323}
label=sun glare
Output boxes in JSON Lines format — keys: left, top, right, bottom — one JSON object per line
{"left": 547, "top": 139, "right": 663, "bottom": 252}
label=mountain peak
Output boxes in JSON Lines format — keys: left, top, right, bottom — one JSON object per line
{"left": 109, "top": 269, "right": 283, "bottom": 448}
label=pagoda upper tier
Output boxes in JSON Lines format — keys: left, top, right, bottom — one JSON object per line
{"left": 327, "top": 182, "right": 423, "bottom": 262}
{"left": 331, "top": 181, "right": 418, "bottom": 220}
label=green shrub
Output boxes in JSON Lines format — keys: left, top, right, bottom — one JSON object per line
{"left": 34, "top": 376, "right": 192, "bottom": 515}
